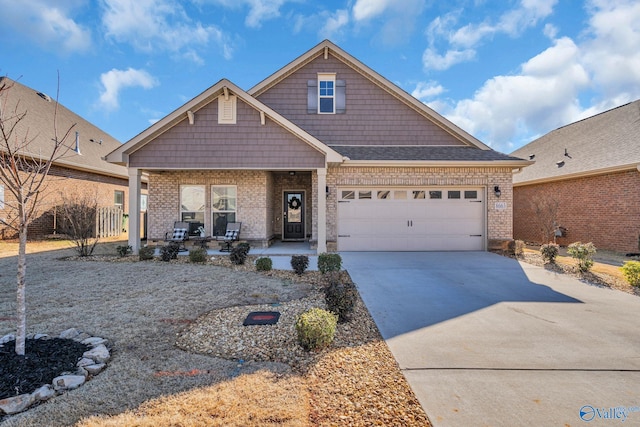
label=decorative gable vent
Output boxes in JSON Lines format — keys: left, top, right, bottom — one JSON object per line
{"left": 218, "top": 95, "right": 237, "bottom": 124}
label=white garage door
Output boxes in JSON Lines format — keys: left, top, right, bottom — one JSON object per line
{"left": 337, "top": 187, "right": 485, "bottom": 251}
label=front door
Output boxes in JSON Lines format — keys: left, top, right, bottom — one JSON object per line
{"left": 283, "top": 191, "right": 305, "bottom": 240}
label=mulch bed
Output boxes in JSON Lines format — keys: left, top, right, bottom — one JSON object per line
{"left": 0, "top": 338, "right": 89, "bottom": 400}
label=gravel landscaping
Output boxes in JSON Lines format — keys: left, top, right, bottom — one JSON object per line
{"left": 0, "top": 242, "right": 430, "bottom": 426}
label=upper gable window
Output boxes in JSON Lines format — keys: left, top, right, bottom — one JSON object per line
{"left": 318, "top": 73, "right": 335, "bottom": 114}
{"left": 308, "top": 75, "right": 345, "bottom": 114}
{"left": 218, "top": 95, "right": 237, "bottom": 124}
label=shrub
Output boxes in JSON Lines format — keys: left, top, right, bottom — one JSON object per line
{"left": 237, "top": 242, "right": 251, "bottom": 254}
{"left": 116, "top": 245, "right": 132, "bottom": 257}
{"left": 621, "top": 261, "right": 640, "bottom": 287}
{"left": 139, "top": 246, "right": 155, "bottom": 261}
{"left": 189, "top": 248, "right": 208, "bottom": 263}
{"left": 255, "top": 257, "right": 273, "bottom": 271}
{"left": 540, "top": 243, "right": 559, "bottom": 264}
{"left": 318, "top": 253, "right": 342, "bottom": 274}
{"left": 325, "top": 281, "right": 357, "bottom": 323}
{"left": 230, "top": 245, "right": 249, "bottom": 265}
{"left": 291, "top": 255, "right": 309, "bottom": 275}
{"left": 514, "top": 240, "right": 525, "bottom": 257}
{"left": 567, "top": 242, "right": 597, "bottom": 272}
{"left": 295, "top": 308, "right": 337, "bottom": 351}
{"left": 160, "top": 243, "right": 180, "bottom": 262}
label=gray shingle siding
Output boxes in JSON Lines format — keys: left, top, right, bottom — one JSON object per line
{"left": 129, "top": 96, "right": 325, "bottom": 169}
{"left": 256, "top": 55, "right": 467, "bottom": 147}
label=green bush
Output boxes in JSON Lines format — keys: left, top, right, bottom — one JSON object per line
{"left": 325, "top": 281, "right": 357, "bottom": 323}
{"left": 567, "top": 242, "right": 596, "bottom": 272}
{"left": 255, "top": 257, "right": 273, "bottom": 271}
{"left": 160, "top": 243, "right": 180, "bottom": 262}
{"left": 116, "top": 245, "right": 132, "bottom": 257}
{"left": 317, "top": 253, "right": 342, "bottom": 274}
{"left": 540, "top": 243, "right": 559, "bottom": 264}
{"left": 189, "top": 248, "right": 208, "bottom": 263}
{"left": 295, "top": 308, "right": 338, "bottom": 351}
{"left": 139, "top": 246, "right": 155, "bottom": 261}
{"left": 237, "top": 242, "right": 251, "bottom": 254}
{"left": 291, "top": 255, "right": 309, "bottom": 275}
{"left": 230, "top": 245, "right": 248, "bottom": 265}
{"left": 621, "top": 261, "right": 640, "bottom": 287}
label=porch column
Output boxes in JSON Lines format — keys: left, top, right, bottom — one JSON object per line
{"left": 128, "top": 168, "right": 142, "bottom": 254}
{"left": 316, "top": 167, "right": 327, "bottom": 253}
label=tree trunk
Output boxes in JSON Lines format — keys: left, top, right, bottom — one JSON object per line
{"left": 15, "top": 217, "right": 27, "bottom": 356}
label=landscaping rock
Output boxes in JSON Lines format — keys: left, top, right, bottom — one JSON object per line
{"left": 81, "top": 336, "right": 107, "bottom": 347}
{"left": 84, "top": 363, "right": 106, "bottom": 375}
{"left": 33, "top": 385, "right": 55, "bottom": 402}
{"left": 59, "top": 328, "right": 81, "bottom": 340}
{"left": 53, "top": 375, "right": 86, "bottom": 392}
{"left": 83, "top": 344, "right": 110, "bottom": 363}
{"left": 0, "top": 334, "right": 15, "bottom": 345}
{"left": 0, "top": 393, "right": 35, "bottom": 415}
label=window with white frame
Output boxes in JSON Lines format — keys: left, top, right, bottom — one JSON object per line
{"left": 307, "top": 74, "right": 345, "bottom": 114}
{"left": 114, "top": 190, "right": 124, "bottom": 210}
{"left": 211, "top": 185, "right": 237, "bottom": 236}
{"left": 180, "top": 185, "right": 205, "bottom": 225}
{"left": 318, "top": 73, "right": 335, "bottom": 114}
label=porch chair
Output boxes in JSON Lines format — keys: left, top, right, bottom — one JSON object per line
{"left": 215, "top": 222, "right": 241, "bottom": 252}
{"left": 164, "top": 221, "right": 190, "bottom": 252}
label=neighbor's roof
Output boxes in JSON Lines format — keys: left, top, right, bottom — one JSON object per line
{"left": 511, "top": 100, "right": 640, "bottom": 185}
{"left": 332, "top": 145, "right": 530, "bottom": 166}
{"left": 0, "top": 77, "right": 128, "bottom": 179}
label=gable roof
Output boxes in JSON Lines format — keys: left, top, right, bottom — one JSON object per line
{"left": 0, "top": 77, "right": 128, "bottom": 179}
{"left": 106, "top": 79, "right": 343, "bottom": 166}
{"left": 511, "top": 100, "right": 640, "bottom": 185}
{"left": 249, "top": 40, "right": 491, "bottom": 151}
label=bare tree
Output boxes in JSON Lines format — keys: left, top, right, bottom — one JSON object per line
{"left": 57, "top": 191, "right": 100, "bottom": 257}
{"left": 529, "top": 192, "right": 561, "bottom": 244}
{"left": 0, "top": 76, "right": 75, "bottom": 355}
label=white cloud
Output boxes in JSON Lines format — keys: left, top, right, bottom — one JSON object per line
{"left": 101, "top": 0, "right": 233, "bottom": 61}
{"left": 424, "top": 0, "right": 558, "bottom": 71}
{"left": 202, "top": 0, "right": 287, "bottom": 28}
{"left": 319, "top": 9, "right": 350, "bottom": 39}
{"left": 0, "top": 0, "right": 91, "bottom": 53}
{"left": 352, "top": 0, "right": 392, "bottom": 21}
{"left": 411, "top": 81, "right": 445, "bottom": 100}
{"left": 423, "top": 47, "right": 475, "bottom": 71}
{"left": 436, "top": 37, "right": 589, "bottom": 151}
{"left": 99, "top": 68, "right": 158, "bottom": 111}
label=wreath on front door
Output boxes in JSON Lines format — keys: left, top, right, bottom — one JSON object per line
{"left": 288, "top": 196, "right": 301, "bottom": 210}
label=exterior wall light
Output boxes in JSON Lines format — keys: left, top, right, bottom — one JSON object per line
{"left": 494, "top": 186, "right": 501, "bottom": 197}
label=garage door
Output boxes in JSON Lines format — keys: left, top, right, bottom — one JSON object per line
{"left": 337, "top": 187, "right": 485, "bottom": 251}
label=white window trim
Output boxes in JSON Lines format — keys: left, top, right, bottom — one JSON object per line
{"left": 317, "top": 73, "right": 336, "bottom": 114}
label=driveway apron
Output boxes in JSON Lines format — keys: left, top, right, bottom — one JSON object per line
{"left": 341, "top": 252, "right": 640, "bottom": 427}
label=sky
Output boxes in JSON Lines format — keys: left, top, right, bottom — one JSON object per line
{"left": 1, "top": 0, "right": 639, "bottom": 154}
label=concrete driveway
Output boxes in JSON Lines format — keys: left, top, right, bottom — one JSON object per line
{"left": 341, "top": 252, "right": 640, "bottom": 426}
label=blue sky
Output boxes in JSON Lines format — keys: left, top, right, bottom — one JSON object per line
{"left": 1, "top": 0, "right": 639, "bottom": 154}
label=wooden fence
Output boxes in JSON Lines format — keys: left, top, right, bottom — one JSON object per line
{"left": 96, "top": 207, "right": 123, "bottom": 238}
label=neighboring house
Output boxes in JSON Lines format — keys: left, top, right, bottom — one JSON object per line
{"left": 511, "top": 100, "right": 640, "bottom": 253}
{"left": 107, "top": 40, "right": 530, "bottom": 253}
{"left": 0, "top": 77, "right": 146, "bottom": 240}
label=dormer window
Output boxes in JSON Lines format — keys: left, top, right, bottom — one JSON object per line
{"left": 318, "top": 73, "right": 335, "bottom": 114}
{"left": 307, "top": 74, "right": 346, "bottom": 114}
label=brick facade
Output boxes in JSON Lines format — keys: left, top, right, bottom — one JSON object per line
{"left": 514, "top": 170, "right": 640, "bottom": 252}
{"left": 0, "top": 164, "right": 132, "bottom": 240}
